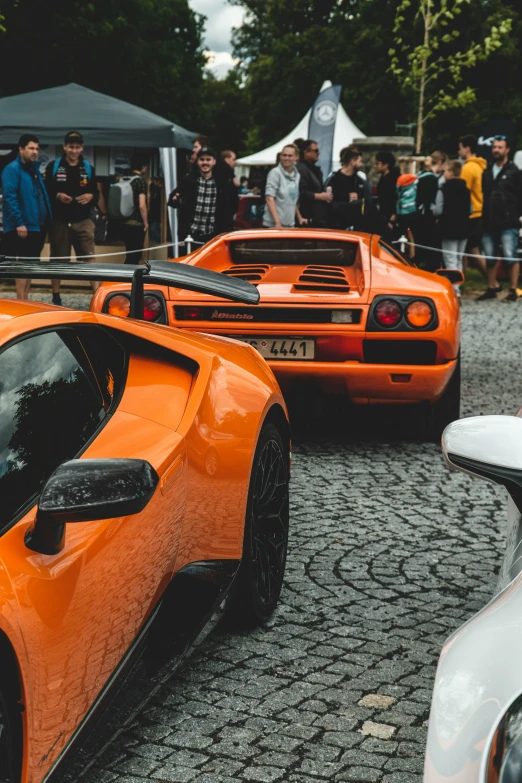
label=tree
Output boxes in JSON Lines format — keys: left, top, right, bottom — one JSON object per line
{"left": 231, "top": 0, "right": 408, "bottom": 153}
{"left": 389, "top": 0, "right": 512, "bottom": 152}
{"left": 0, "top": 0, "right": 206, "bottom": 130}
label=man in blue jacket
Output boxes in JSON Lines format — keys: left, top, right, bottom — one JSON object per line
{"left": 1, "top": 134, "right": 51, "bottom": 299}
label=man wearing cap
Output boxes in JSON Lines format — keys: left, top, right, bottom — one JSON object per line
{"left": 44, "top": 131, "right": 99, "bottom": 303}
{"left": 168, "top": 146, "right": 238, "bottom": 246}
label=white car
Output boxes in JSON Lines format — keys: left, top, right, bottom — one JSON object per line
{"left": 425, "top": 415, "right": 522, "bottom": 783}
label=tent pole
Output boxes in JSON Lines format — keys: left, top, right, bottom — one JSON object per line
{"left": 172, "top": 135, "right": 179, "bottom": 258}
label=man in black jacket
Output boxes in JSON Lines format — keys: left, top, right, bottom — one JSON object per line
{"left": 478, "top": 136, "right": 522, "bottom": 301}
{"left": 297, "top": 140, "right": 333, "bottom": 227}
{"left": 44, "top": 131, "right": 99, "bottom": 303}
{"left": 168, "top": 147, "right": 238, "bottom": 247}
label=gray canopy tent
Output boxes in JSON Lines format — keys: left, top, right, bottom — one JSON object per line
{"left": 0, "top": 83, "right": 195, "bottom": 147}
{"left": 0, "top": 83, "right": 198, "bottom": 254}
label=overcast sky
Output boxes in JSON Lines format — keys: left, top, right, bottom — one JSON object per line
{"left": 188, "top": 0, "right": 245, "bottom": 77}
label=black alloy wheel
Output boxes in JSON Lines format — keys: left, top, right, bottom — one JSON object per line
{"left": 223, "top": 421, "right": 290, "bottom": 628}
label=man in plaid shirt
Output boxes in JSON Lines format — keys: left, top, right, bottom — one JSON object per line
{"left": 168, "top": 147, "right": 238, "bottom": 246}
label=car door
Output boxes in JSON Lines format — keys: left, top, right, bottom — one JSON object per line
{"left": 0, "top": 325, "right": 186, "bottom": 782}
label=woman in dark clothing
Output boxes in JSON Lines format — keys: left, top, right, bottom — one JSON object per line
{"left": 326, "top": 147, "right": 372, "bottom": 231}
{"left": 433, "top": 159, "right": 470, "bottom": 296}
{"left": 415, "top": 156, "right": 442, "bottom": 271}
{"left": 375, "top": 151, "right": 400, "bottom": 231}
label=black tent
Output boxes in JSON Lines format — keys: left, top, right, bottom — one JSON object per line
{"left": 0, "top": 83, "right": 196, "bottom": 148}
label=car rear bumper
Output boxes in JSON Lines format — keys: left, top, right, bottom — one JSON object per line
{"left": 269, "top": 359, "right": 458, "bottom": 403}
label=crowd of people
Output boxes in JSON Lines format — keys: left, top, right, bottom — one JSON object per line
{"left": 2, "top": 128, "right": 522, "bottom": 302}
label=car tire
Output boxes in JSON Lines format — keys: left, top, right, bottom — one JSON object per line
{"left": 222, "top": 421, "right": 290, "bottom": 629}
{"left": 426, "top": 353, "right": 461, "bottom": 443}
{"left": 0, "top": 682, "right": 22, "bottom": 783}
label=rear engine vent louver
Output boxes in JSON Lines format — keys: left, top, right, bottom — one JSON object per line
{"left": 294, "top": 265, "right": 350, "bottom": 293}
{"left": 222, "top": 265, "right": 269, "bottom": 282}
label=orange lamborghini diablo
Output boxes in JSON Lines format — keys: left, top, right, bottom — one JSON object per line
{"left": 0, "top": 259, "right": 290, "bottom": 783}
{"left": 92, "top": 229, "right": 461, "bottom": 440}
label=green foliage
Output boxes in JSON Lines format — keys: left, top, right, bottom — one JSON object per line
{"left": 231, "top": 0, "right": 408, "bottom": 154}
{"left": 0, "top": 0, "right": 206, "bottom": 131}
{"left": 388, "top": 0, "right": 512, "bottom": 149}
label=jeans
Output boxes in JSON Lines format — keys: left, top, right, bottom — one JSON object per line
{"left": 481, "top": 228, "right": 519, "bottom": 267}
{"left": 442, "top": 238, "right": 466, "bottom": 296}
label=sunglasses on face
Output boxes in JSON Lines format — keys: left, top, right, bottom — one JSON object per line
{"left": 309, "top": 148, "right": 319, "bottom": 153}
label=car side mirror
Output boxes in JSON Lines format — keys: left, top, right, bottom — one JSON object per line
{"left": 435, "top": 269, "right": 465, "bottom": 284}
{"left": 25, "top": 458, "right": 159, "bottom": 555}
{"left": 443, "top": 415, "right": 522, "bottom": 511}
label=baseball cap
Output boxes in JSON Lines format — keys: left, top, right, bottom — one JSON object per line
{"left": 64, "top": 131, "right": 84, "bottom": 145}
{"left": 197, "top": 146, "right": 217, "bottom": 160}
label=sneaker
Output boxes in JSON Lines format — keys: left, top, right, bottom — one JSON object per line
{"left": 52, "top": 293, "right": 62, "bottom": 306}
{"left": 476, "top": 288, "right": 497, "bottom": 301}
{"left": 505, "top": 288, "right": 519, "bottom": 302}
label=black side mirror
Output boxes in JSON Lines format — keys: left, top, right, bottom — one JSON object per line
{"left": 25, "top": 459, "right": 159, "bottom": 555}
{"left": 435, "top": 268, "right": 465, "bottom": 284}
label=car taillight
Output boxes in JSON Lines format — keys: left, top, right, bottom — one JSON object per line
{"left": 107, "top": 294, "right": 130, "bottom": 318}
{"left": 181, "top": 307, "right": 202, "bottom": 319}
{"left": 374, "top": 299, "right": 402, "bottom": 327}
{"left": 406, "top": 300, "right": 433, "bottom": 328}
{"left": 143, "top": 295, "right": 162, "bottom": 322}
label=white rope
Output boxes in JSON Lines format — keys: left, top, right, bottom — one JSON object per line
{"left": 0, "top": 241, "right": 175, "bottom": 261}
{"left": 393, "top": 238, "right": 522, "bottom": 264}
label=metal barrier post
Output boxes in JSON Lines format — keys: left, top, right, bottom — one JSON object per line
{"left": 185, "top": 235, "right": 194, "bottom": 254}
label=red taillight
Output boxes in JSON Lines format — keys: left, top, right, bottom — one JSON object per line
{"left": 183, "top": 307, "right": 202, "bottom": 319}
{"left": 143, "top": 295, "right": 162, "bottom": 322}
{"left": 374, "top": 299, "right": 402, "bottom": 328}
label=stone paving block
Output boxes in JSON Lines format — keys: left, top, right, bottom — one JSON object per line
{"left": 81, "top": 299, "right": 510, "bottom": 783}
{"left": 241, "top": 765, "right": 286, "bottom": 782}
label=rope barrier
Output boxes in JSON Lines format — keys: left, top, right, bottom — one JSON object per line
{"left": 393, "top": 236, "right": 522, "bottom": 264}
{"left": 0, "top": 241, "right": 175, "bottom": 262}
{"left": 0, "top": 234, "right": 207, "bottom": 261}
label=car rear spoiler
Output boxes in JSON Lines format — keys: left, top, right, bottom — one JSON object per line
{"left": 0, "top": 258, "right": 260, "bottom": 316}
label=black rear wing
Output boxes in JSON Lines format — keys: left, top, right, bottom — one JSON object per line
{"left": 0, "top": 258, "right": 260, "bottom": 316}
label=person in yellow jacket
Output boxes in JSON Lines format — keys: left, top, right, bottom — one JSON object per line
{"left": 458, "top": 135, "right": 488, "bottom": 280}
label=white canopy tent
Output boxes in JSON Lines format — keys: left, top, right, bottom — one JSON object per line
{"left": 237, "top": 81, "right": 366, "bottom": 173}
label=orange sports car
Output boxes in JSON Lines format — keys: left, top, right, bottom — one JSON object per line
{"left": 0, "top": 259, "right": 290, "bottom": 783}
{"left": 92, "top": 229, "right": 461, "bottom": 439}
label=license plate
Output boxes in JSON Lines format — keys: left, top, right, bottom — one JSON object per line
{"left": 237, "top": 337, "right": 315, "bottom": 360}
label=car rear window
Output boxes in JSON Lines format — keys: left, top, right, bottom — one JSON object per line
{"left": 229, "top": 238, "right": 358, "bottom": 266}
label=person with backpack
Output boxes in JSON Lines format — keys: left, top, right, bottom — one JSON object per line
{"left": 414, "top": 156, "right": 441, "bottom": 271}
{"left": 44, "top": 131, "right": 99, "bottom": 302}
{"left": 433, "top": 159, "right": 471, "bottom": 296}
{"left": 113, "top": 155, "right": 149, "bottom": 264}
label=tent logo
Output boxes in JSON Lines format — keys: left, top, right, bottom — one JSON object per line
{"left": 314, "top": 100, "right": 338, "bottom": 126}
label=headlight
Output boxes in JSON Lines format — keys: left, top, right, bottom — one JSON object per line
{"left": 482, "top": 692, "right": 522, "bottom": 782}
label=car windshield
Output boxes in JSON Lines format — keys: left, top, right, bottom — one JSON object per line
{"left": 229, "top": 238, "right": 358, "bottom": 266}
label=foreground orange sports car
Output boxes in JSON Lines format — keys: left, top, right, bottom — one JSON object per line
{"left": 92, "top": 229, "right": 461, "bottom": 439}
{"left": 0, "top": 259, "right": 290, "bottom": 783}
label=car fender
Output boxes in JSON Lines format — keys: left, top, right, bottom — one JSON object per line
{"left": 424, "top": 570, "right": 522, "bottom": 782}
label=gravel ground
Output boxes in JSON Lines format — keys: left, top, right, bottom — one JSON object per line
{"left": 6, "top": 293, "right": 519, "bottom": 782}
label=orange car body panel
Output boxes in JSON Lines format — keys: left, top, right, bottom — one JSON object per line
{"left": 0, "top": 300, "right": 285, "bottom": 782}
{"left": 91, "top": 228, "right": 460, "bottom": 404}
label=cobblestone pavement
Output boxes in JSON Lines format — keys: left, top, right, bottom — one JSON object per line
{"left": 4, "top": 293, "right": 518, "bottom": 782}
